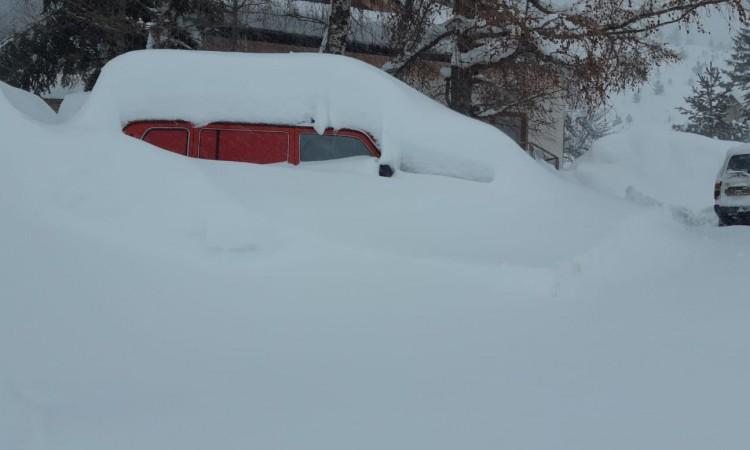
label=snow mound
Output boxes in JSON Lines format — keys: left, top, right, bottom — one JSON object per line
{"left": 722, "top": 143, "right": 750, "bottom": 160}
{"left": 0, "top": 81, "right": 58, "bottom": 124}
{"left": 76, "top": 50, "right": 532, "bottom": 182}
{"left": 57, "top": 91, "right": 89, "bottom": 122}
{"left": 569, "top": 126, "right": 733, "bottom": 210}
{"left": 6, "top": 45, "right": 750, "bottom": 450}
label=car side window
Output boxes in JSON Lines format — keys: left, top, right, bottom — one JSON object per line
{"left": 143, "top": 128, "right": 189, "bottom": 155}
{"left": 299, "top": 133, "right": 374, "bottom": 162}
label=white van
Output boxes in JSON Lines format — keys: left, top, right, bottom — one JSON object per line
{"left": 714, "top": 145, "right": 750, "bottom": 226}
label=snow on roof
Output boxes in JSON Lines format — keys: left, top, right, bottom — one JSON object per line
{"left": 0, "top": 81, "right": 58, "bottom": 124}
{"left": 251, "top": 0, "right": 454, "bottom": 54}
{"left": 242, "top": 0, "right": 393, "bottom": 48}
{"left": 76, "top": 50, "right": 531, "bottom": 182}
{"left": 725, "top": 144, "right": 750, "bottom": 157}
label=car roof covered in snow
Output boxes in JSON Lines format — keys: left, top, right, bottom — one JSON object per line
{"left": 74, "top": 50, "right": 535, "bottom": 182}
{"left": 725, "top": 144, "right": 750, "bottom": 158}
{"left": 714, "top": 144, "right": 750, "bottom": 178}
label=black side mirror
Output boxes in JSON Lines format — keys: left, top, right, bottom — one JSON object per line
{"left": 379, "top": 164, "right": 394, "bottom": 178}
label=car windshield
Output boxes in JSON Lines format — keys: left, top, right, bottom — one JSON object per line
{"left": 727, "top": 154, "right": 750, "bottom": 173}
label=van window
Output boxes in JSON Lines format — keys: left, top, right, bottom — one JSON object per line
{"left": 300, "top": 134, "right": 373, "bottom": 162}
{"left": 143, "top": 128, "right": 189, "bottom": 155}
{"left": 200, "top": 128, "right": 288, "bottom": 164}
{"left": 198, "top": 129, "right": 218, "bottom": 160}
{"left": 727, "top": 154, "right": 750, "bottom": 172}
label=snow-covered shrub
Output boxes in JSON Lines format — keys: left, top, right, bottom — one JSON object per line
{"left": 564, "top": 106, "right": 615, "bottom": 160}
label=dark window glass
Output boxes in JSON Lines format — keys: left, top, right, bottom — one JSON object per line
{"left": 727, "top": 154, "right": 750, "bottom": 172}
{"left": 300, "top": 134, "right": 373, "bottom": 162}
{"left": 143, "top": 128, "right": 189, "bottom": 155}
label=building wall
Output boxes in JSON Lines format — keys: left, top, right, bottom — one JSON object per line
{"left": 202, "top": 37, "right": 392, "bottom": 67}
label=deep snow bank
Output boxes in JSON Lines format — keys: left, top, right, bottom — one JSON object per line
{"left": 569, "top": 126, "right": 734, "bottom": 211}
{"left": 0, "top": 84, "right": 274, "bottom": 261}
{"left": 0, "top": 76, "right": 620, "bottom": 267}
{"left": 4, "top": 65, "right": 750, "bottom": 450}
{"left": 75, "top": 50, "right": 531, "bottom": 182}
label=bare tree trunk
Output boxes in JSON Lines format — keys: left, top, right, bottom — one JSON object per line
{"left": 448, "top": 0, "right": 474, "bottom": 116}
{"left": 230, "top": 0, "right": 240, "bottom": 51}
{"left": 321, "top": 0, "right": 352, "bottom": 55}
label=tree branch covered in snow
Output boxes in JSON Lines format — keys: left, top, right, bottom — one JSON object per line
{"left": 0, "top": 0, "right": 221, "bottom": 93}
{"left": 383, "top": 0, "right": 748, "bottom": 121}
{"left": 675, "top": 62, "right": 748, "bottom": 140}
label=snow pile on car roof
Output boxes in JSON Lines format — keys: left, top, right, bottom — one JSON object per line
{"left": 723, "top": 144, "right": 750, "bottom": 160}
{"left": 0, "top": 81, "right": 58, "bottom": 124}
{"left": 75, "top": 50, "right": 533, "bottom": 182}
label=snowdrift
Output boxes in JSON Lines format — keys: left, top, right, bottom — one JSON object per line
{"left": 4, "top": 45, "right": 750, "bottom": 450}
{"left": 75, "top": 50, "right": 532, "bottom": 182}
{"left": 569, "top": 127, "right": 734, "bottom": 211}
{"left": 57, "top": 91, "right": 89, "bottom": 122}
{"left": 0, "top": 81, "right": 58, "bottom": 124}
{"left": 4, "top": 86, "right": 750, "bottom": 449}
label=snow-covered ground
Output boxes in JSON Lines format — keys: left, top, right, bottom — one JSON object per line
{"left": 2, "top": 45, "right": 750, "bottom": 450}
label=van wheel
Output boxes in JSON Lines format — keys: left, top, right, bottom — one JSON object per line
{"left": 719, "top": 216, "right": 732, "bottom": 227}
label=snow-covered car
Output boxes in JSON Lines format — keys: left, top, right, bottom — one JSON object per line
{"left": 123, "top": 120, "right": 394, "bottom": 176}
{"left": 72, "top": 50, "right": 525, "bottom": 183}
{"left": 714, "top": 145, "right": 750, "bottom": 226}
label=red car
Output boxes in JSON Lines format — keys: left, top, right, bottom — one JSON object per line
{"left": 123, "top": 121, "right": 394, "bottom": 176}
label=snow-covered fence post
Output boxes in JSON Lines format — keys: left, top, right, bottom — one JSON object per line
{"left": 321, "top": 0, "right": 352, "bottom": 55}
